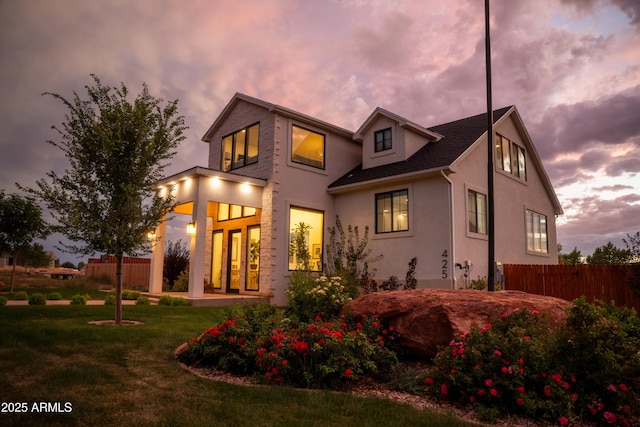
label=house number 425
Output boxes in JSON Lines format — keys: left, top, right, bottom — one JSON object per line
{"left": 441, "top": 250, "right": 448, "bottom": 279}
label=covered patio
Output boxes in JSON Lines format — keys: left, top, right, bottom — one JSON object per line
{"left": 148, "top": 167, "right": 270, "bottom": 304}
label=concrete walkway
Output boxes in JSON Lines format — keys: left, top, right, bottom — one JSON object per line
{"left": 4, "top": 299, "right": 141, "bottom": 306}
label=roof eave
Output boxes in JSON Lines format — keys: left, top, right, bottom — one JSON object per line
{"left": 327, "top": 166, "right": 452, "bottom": 194}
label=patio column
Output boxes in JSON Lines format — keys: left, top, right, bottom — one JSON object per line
{"left": 188, "top": 179, "right": 208, "bottom": 298}
{"left": 148, "top": 216, "right": 166, "bottom": 294}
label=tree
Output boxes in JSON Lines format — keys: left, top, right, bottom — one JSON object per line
{"left": 0, "top": 191, "right": 49, "bottom": 292}
{"left": 17, "top": 243, "right": 52, "bottom": 271}
{"left": 623, "top": 232, "right": 640, "bottom": 261}
{"left": 558, "top": 244, "right": 583, "bottom": 265}
{"left": 60, "top": 261, "right": 76, "bottom": 269}
{"left": 163, "top": 239, "right": 189, "bottom": 289}
{"left": 586, "top": 242, "right": 632, "bottom": 265}
{"left": 23, "top": 75, "right": 186, "bottom": 324}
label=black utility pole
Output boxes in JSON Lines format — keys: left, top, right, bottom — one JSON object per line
{"left": 485, "top": 0, "right": 495, "bottom": 291}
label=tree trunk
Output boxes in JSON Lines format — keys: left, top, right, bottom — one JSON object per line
{"left": 115, "top": 253, "right": 123, "bottom": 325}
{"left": 9, "top": 250, "right": 17, "bottom": 293}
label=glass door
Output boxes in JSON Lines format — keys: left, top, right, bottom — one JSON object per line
{"left": 246, "top": 226, "right": 260, "bottom": 290}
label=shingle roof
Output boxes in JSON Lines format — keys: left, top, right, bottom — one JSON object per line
{"left": 328, "top": 106, "right": 512, "bottom": 189}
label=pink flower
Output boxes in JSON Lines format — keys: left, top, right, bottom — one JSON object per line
{"left": 517, "top": 386, "right": 525, "bottom": 393}
{"left": 603, "top": 411, "right": 617, "bottom": 424}
{"left": 485, "top": 379, "right": 493, "bottom": 387}
{"left": 469, "top": 396, "right": 475, "bottom": 403}
{"left": 477, "top": 389, "right": 485, "bottom": 396}
{"left": 344, "top": 368, "right": 353, "bottom": 378}
{"left": 295, "top": 341, "right": 308, "bottom": 354}
{"left": 544, "top": 385, "right": 552, "bottom": 397}
{"left": 424, "top": 377, "right": 434, "bottom": 385}
{"left": 516, "top": 398, "right": 524, "bottom": 406}
{"left": 559, "top": 416, "right": 569, "bottom": 426}
{"left": 619, "top": 383, "right": 628, "bottom": 392}
{"left": 440, "top": 384, "right": 448, "bottom": 395}
{"left": 518, "top": 358, "right": 524, "bottom": 365}
{"left": 490, "top": 388, "right": 498, "bottom": 397}
{"left": 494, "top": 349, "right": 502, "bottom": 357}
{"left": 282, "top": 360, "right": 288, "bottom": 366}
{"left": 607, "top": 384, "right": 617, "bottom": 392}
{"left": 501, "top": 367, "right": 508, "bottom": 374}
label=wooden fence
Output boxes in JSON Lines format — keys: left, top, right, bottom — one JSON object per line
{"left": 503, "top": 264, "right": 640, "bottom": 312}
{"left": 85, "top": 263, "right": 151, "bottom": 290}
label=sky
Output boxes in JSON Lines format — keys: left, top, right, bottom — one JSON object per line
{"left": 0, "top": 0, "right": 639, "bottom": 265}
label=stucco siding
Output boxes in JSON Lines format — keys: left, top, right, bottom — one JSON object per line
{"left": 334, "top": 175, "right": 453, "bottom": 290}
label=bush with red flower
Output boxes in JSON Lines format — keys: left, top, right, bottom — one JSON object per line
{"left": 421, "top": 299, "right": 640, "bottom": 425}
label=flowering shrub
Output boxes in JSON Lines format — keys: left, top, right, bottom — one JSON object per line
{"left": 177, "top": 305, "right": 400, "bottom": 390}
{"left": 286, "top": 272, "right": 354, "bottom": 322}
{"left": 422, "top": 302, "right": 640, "bottom": 425}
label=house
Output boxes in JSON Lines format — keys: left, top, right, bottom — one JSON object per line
{"left": 148, "top": 93, "right": 563, "bottom": 304}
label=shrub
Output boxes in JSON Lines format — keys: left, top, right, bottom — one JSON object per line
{"left": 28, "top": 293, "right": 46, "bottom": 305}
{"left": 104, "top": 293, "right": 115, "bottom": 305}
{"left": 171, "top": 270, "right": 189, "bottom": 292}
{"left": 158, "top": 295, "right": 173, "bottom": 306}
{"left": 135, "top": 295, "right": 150, "bottom": 305}
{"left": 177, "top": 307, "right": 399, "bottom": 390}
{"left": 422, "top": 302, "right": 640, "bottom": 425}
{"left": 121, "top": 290, "right": 141, "bottom": 300}
{"left": 170, "top": 297, "right": 189, "bottom": 306}
{"left": 12, "top": 291, "right": 28, "bottom": 300}
{"left": 47, "top": 292, "right": 62, "bottom": 300}
{"left": 70, "top": 294, "right": 90, "bottom": 305}
{"left": 0, "top": 296, "right": 6, "bottom": 306}
{"left": 286, "top": 272, "right": 353, "bottom": 322}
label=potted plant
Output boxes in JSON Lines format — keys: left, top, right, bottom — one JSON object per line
{"left": 249, "top": 241, "right": 260, "bottom": 270}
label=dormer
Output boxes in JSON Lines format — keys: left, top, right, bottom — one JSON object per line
{"left": 353, "top": 108, "right": 443, "bottom": 170}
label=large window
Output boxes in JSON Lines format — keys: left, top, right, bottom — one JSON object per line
{"left": 221, "top": 123, "right": 259, "bottom": 171}
{"left": 526, "top": 210, "right": 548, "bottom": 254}
{"left": 288, "top": 207, "right": 324, "bottom": 271}
{"left": 468, "top": 190, "right": 487, "bottom": 235}
{"left": 376, "top": 189, "right": 409, "bottom": 233}
{"left": 496, "top": 134, "right": 526, "bottom": 180}
{"left": 291, "top": 125, "right": 325, "bottom": 169}
{"left": 374, "top": 128, "right": 392, "bottom": 152}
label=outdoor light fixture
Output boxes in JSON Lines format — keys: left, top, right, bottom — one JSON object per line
{"left": 147, "top": 230, "right": 157, "bottom": 241}
{"left": 186, "top": 222, "right": 196, "bottom": 235}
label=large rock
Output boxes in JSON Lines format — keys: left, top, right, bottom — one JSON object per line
{"left": 342, "top": 289, "right": 572, "bottom": 357}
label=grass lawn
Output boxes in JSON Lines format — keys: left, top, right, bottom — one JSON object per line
{"left": 0, "top": 305, "right": 478, "bottom": 427}
{"left": 1, "top": 272, "right": 112, "bottom": 300}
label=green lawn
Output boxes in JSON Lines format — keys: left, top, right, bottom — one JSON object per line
{"left": 0, "top": 305, "right": 478, "bottom": 427}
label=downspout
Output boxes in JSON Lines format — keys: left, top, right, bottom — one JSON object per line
{"left": 440, "top": 170, "right": 456, "bottom": 290}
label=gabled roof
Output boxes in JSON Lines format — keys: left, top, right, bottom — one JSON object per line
{"left": 353, "top": 107, "right": 443, "bottom": 142}
{"left": 201, "top": 93, "right": 354, "bottom": 142}
{"left": 328, "top": 106, "right": 512, "bottom": 190}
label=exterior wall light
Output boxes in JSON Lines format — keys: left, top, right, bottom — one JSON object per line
{"left": 147, "top": 230, "right": 157, "bottom": 241}
{"left": 186, "top": 222, "right": 196, "bottom": 235}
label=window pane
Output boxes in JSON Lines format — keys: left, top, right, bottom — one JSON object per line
{"left": 243, "top": 206, "right": 256, "bottom": 217}
{"left": 468, "top": 191, "right": 477, "bottom": 233}
{"left": 476, "top": 193, "right": 487, "bottom": 234}
{"left": 375, "top": 128, "right": 392, "bottom": 152}
{"left": 211, "top": 231, "right": 223, "bottom": 289}
{"left": 246, "top": 226, "right": 260, "bottom": 290}
{"left": 246, "top": 124, "right": 259, "bottom": 165}
{"left": 376, "top": 190, "right": 408, "bottom": 233}
{"left": 218, "top": 203, "right": 229, "bottom": 221}
{"left": 289, "top": 207, "right": 324, "bottom": 271}
{"left": 518, "top": 146, "right": 526, "bottom": 180}
{"left": 502, "top": 136, "right": 511, "bottom": 172}
{"left": 393, "top": 191, "right": 408, "bottom": 231}
{"left": 221, "top": 136, "right": 232, "bottom": 171}
{"left": 230, "top": 204, "right": 242, "bottom": 219}
{"left": 292, "top": 125, "right": 325, "bottom": 169}
{"left": 495, "top": 139, "right": 504, "bottom": 171}
{"left": 232, "top": 130, "right": 246, "bottom": 170}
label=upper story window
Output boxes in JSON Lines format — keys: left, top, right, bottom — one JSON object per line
{"left": 291, "top": 125, "right": 325, "bottom": 169}
{"left": 468, "top": 189, "right": 487, "bottom": 235}
{"left": 496, "top": 134, "right": 526, "bottom": 180}
{"left": 221, "top": 123, "right": 259, "bottom": 171}
{"left": 526, "top": 209, "right": 548, "bottom": 254}
{"left": 376, "top": 189, "right": 409, "bottom": 233}
{"left": 374, "top": 128, "right": 392, "bottom": 152}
